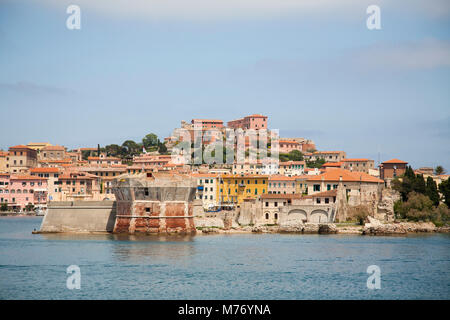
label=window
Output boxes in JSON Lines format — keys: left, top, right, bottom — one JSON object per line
{"left": 274, "top": 202, "right": 278, "bottom": 207}
{"left": 316, "top": 198, "right": 321, "bottom": 204}
{"left": 265, "top": 202, "right": 269, "bottom": 207}
{"left": 313, "top": 185, "right": 320, "bottom": 192}
{"left": 325, "top": 198, "right": 330, "bottom": 204}
{"left": 265, "top": 213, "right": 269, "bottom": 219}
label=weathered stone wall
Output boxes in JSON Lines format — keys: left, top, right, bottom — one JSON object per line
{"left": 112, "top": 174, "right": 197, "bottom": 234}
{"left": 39, "top": 201, "right": 116, "bottom": 233}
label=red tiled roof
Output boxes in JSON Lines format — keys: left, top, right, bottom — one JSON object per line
{"left": 322, "top": 162, "right": 342, "bottom": 167}
{"left": 9, "top": 145, "right": 33, "bottom": 150}
{"left": 313, "top": 151, "right": 344, "bottom": 154}
{"left": 382, "top": 158, "right": 408, "bottom": 164}
{"left": 42, "top": 145, "right": 65, "bottom": 151}
{"left": 260, "top": 193, "right": 303, "bottom": 200}
{"left": 30, "top": 167, "right": 60, "bottom": 173}
{"left": 88, "top": 156, "right": 121, "bottom": 161}
{"left": 191, "top": 173, "right": 219, "bottom": 178}
{"left": 341, "top": 158, "right": 371, "bottom": 162}
{"left": 307, "top": 168, "right": 383, "bottom": 183}
{"left": 268, "top": 175, "right": 296, "bottom": 181}
{"left": 10, "top": 174, "right": 47, "bottom": 180}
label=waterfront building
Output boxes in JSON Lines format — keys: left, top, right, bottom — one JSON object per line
{"left": 295, "top": 175, "right": 310, "bottom": 194}
{"left": 306, "top": 168, "right": 383, "bottom": 208}
{"left": 78, "top": 165, "right": 127, "bottom": 197}
{"left": 217, "top": 174, "right": 268, "bottom": 207}
{"left": 268, "top": 175, "right": 296, "bottom": 194}
{"left": 0, "top": 173, "right": 48, "bottom": 211}
{"left": 30, "top": 167, "right": 60, "bottom": 200}
{"left": 192, "top": 173, "right": 218, "bottom": 210}
{"left": 7, "top": 145, "right": 38, "bottom": 174}
{"left": 55, "top": 170, "right": 102, "bottom": 201}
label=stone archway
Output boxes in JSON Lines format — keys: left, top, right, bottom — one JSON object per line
{"left": 310, "top": 210, "right": 328, "bottom": 223}
{"left": 287, "top": 209, "right": 307, "bottom": 223}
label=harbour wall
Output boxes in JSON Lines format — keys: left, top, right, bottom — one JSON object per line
{"left": 39, "top": 201, "right": 116, "bottom": 233}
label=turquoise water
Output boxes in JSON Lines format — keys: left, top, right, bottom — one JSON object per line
{"left": 0, "top": 217, "right": 449, "bottom": 300}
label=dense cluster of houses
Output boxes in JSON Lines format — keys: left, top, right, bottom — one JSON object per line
{"left": 0, "top": 114, "right": 447, "bottom": 218}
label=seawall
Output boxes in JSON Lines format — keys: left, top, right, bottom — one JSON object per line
{"left": 38, "top": 201, "right": 116, "bottom": 233}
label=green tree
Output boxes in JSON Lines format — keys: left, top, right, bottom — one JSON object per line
{"left": 394, "top": 192, "right": 434, "bottom": 221}
{"left": 121, "top": 140, "right": 140, "bottom": 156}
{"left": 306, "top": 158, "right": 326, "bottom": 168}
{"left": 439, "top": 179, "right": 450, "bottom": 208}
{"left": 158, "top": 140, "right": 168, "bottom": 154}
{"left": 425, "top": 177, "right": 440, "bottom": 206}
{"left": 288, "top": 150, "right": 304, "bottom": 161}
{"left": 412, "top": 174, "right": 426, "bottom": 194}
{"left": 142, "top": 133, "right": 159, "bottom": 149}
{"left": 435, "top": 166, "right": 446, "bottom": 175}
{"left": 81, "top": 150, "right": 91, "bottom": 160}
{"left": 105, "top": 144, "right": 123, "bottom": 157}
{"left": 0, "top": 203, "right": 7, "bottom": 212}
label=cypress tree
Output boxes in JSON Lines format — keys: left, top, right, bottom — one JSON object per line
{"left": 413, "top": 174, "right": 426, "bottom": 195}
{"left": 425, "top": 177, "right": 440, "bottom": 206}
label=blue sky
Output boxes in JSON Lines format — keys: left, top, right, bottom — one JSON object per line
{"left": 0, "top": 0, "right": 449, "bottom": 169}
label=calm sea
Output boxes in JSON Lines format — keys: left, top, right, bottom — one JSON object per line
{"left": 0, "top": 216, "right": 449, "bottom": 300}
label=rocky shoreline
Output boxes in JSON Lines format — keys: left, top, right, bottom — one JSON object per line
{"left": 197, "top": 217, "right": 450, "bottom": 235}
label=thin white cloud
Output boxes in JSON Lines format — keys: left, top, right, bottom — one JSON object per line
{"left": 39, "top": 0, "right": 450, "bottom": 21}
{"left": 354, "top": 39, "right": 450, "bottom": 70}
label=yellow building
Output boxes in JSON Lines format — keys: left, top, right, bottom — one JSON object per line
{"left": 217, "top": 175, "right": 268, "bottom": 206}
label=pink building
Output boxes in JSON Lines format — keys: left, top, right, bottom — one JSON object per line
{"left": 279, "top": 139, "right": 301, "bottom": 154}
{"left": 0, "top": 174, "right": 48, "bottom": 211}
{"left": 227, "top": 114, "right": 268, "bottom": 130}
{"left": 191, "top": 119, "right": 224, "bottom": 130}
